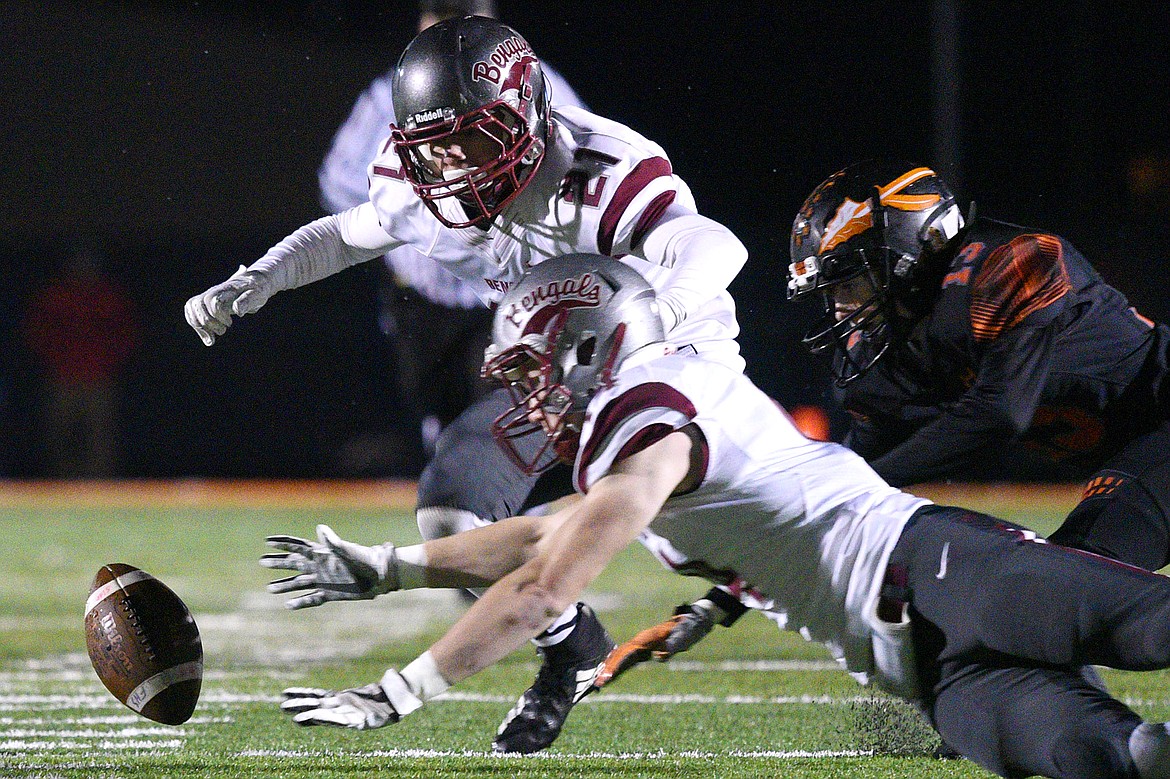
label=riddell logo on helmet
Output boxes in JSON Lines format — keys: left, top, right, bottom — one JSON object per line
{"left": 412, "top": 108, "right": 448, "bottom": 124}
{"left": 472, "top": 36, "right": 536, "bottom": 85}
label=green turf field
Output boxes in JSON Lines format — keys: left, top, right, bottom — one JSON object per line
{"left": 3, "top": 481, "right": 1169, "bottom": 778}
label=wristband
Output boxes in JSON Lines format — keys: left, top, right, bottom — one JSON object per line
{"left": 399, "top": 650, "right": 451, "bottom": 702}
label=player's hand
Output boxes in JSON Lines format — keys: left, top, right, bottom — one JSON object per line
{"left": 261, "top": 524, "right": 400, "bottom": 610}
{"left": 280, "top": 670, "right": 422, "bottom": 729}
{"left": 594, "top": 602, "right": 716, "bottom": 688}
{"left": 183, "top": 264, "right": 273, "bottom": 345}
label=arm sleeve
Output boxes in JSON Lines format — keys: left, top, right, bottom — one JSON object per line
{"left": 247, "top": 203, "right": 401, "bottom": 293}
{"left": 634, "top": 204, "right": 748, "bottom": 332}
{"left": 867, "top": 324, "right": 1059, "bottom": 486}
{"left": 844, "top": 411, "right": 907, "bottom": 462}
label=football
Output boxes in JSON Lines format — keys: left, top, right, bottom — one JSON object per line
{"left": 84, "top": 563, "right": 203, "bottom": 725}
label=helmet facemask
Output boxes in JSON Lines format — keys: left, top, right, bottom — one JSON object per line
{"left": 393, "top": 99, "right": 545, "bottom": 228}
{"left": 389, "top": 18, "right": 551, "bottom": 229}
{"left": 796, "top": 246, "right": 898, "bottom": 386}
{"left": 482, "top": 317, "right": 628, "bottom": 475}
{"left": 483, "top": 331, "right": 574, "bottom": 475}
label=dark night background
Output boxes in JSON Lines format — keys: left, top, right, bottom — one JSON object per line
{"left": 1, "top": 1, "right": 1168, "bottom": 478}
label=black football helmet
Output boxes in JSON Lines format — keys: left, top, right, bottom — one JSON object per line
{"left": 482, "top": 254, "right": 665, "bottom": 475}
{"left": 390, "top": 16, "right": 552, "bottom": 228}
{"left": 787, "top": 159, "right": 965, "bottom": 386}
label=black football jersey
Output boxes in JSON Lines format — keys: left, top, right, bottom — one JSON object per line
{"left": 841, "top": 217, "right": 1170, "bottom": 486}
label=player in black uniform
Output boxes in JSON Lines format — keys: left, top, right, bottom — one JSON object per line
{"left": 785, "top": 158, "right": 1170, "bottom": 572}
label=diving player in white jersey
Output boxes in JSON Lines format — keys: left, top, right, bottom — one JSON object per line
{"left": 185, "top": 15, "right": 750, "bottom": 754}
{"left": 265, "top": 255, "right": 1170, "bottom": 779}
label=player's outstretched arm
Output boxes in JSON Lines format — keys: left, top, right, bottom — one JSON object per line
{"left": 183, "top": 205, "right": 397, "bottom": 345}
{"left": 261, "top": 524, "right": 412, "bottom": 610}
{"left": 183, "top": 264, "right": 272, "bottom": 346}
{"left": 261, "top": 513, "right": 574, "bottom": 610}
{"left": 278, "top": 431, "right": 694, "bottom": 731}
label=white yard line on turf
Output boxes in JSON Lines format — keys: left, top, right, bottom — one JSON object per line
{"left": 237, "top": 747, "right": 875, "bottom": 759}
{"left": 0, "top": 738, "right": 184, "bottom": 750}
{"left": 8, "top": 688, "right": 1170, "bottom": 710}
{"left": 0, "top": 691, "right": 872, "bottom": 709}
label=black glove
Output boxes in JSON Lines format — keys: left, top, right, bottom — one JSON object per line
{"left": 595, "top": 585, "right": 753, "bottom": 688}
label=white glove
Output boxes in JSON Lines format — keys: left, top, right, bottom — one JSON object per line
{"left": 261, "top": 524, "right": 400, "bottom": 610}
{"left": 183, "top": 264, "right": 273, "bottom": 345}
{"left": 280, "top": 670, "right": 423, "bottom": 729}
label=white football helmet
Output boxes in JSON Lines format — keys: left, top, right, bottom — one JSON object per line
{"left": 482, "top": 254, "right": 665, "bottom": 474}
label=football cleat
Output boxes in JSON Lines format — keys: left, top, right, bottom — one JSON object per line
{"left": 493, "top": 603, "right": 614, "bottom": 754}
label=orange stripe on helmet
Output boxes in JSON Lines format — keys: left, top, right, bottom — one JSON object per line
{"left": 877, "top": 167, "right": 935, "bottom": 199}
{"left": 878, "top": 168, "right": 942, "bottom": 211}
{"left": 882, "top": 193, "right": 941, "bottom": 211}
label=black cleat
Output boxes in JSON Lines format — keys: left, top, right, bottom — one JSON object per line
{"left": 493, "top": 603, "right": 615, "bottom": 754}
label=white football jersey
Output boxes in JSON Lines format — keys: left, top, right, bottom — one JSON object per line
{"left": 574, "top": 350, "right": 931, "bottom": 691}
{"left": 365, "top": 105, "right": 745, "bottom": 372}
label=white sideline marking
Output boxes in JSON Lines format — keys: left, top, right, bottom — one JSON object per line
{"left": 237, "top": 747, "right": 873, "bottom": 759}
{"left": 665, "top": 660, "right": 841, "bottom": 672}
{"left": 0, "top": 739, "right": 184, "bottom": 751}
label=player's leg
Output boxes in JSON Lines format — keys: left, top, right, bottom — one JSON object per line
{"left": 896, "top": 506, "right": 1170, "bottom": 672}
{"left": 893, "top": 508, "right": 1170, "bottom": 775}
{"left": 929, "top": 661, "right": 1143, "bottom": 778}
{"left": 1049, "top": 421, "right": 1170, "bottom": 571}
{"left": 415, "top": 388, "right": 614, "bottom": 754}
{"left": 434, "top": 306, "right": 494, "bottom": 429}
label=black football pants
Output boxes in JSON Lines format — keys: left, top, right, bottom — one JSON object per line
{"left": 889, "top": 505, "right": 1170, "bottom": 778}
{"left": 416, "top": 386, "right": 574, "bottom": 520}
{"left": 1050, "top": 419, "right": 1170, "bottom": 572}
